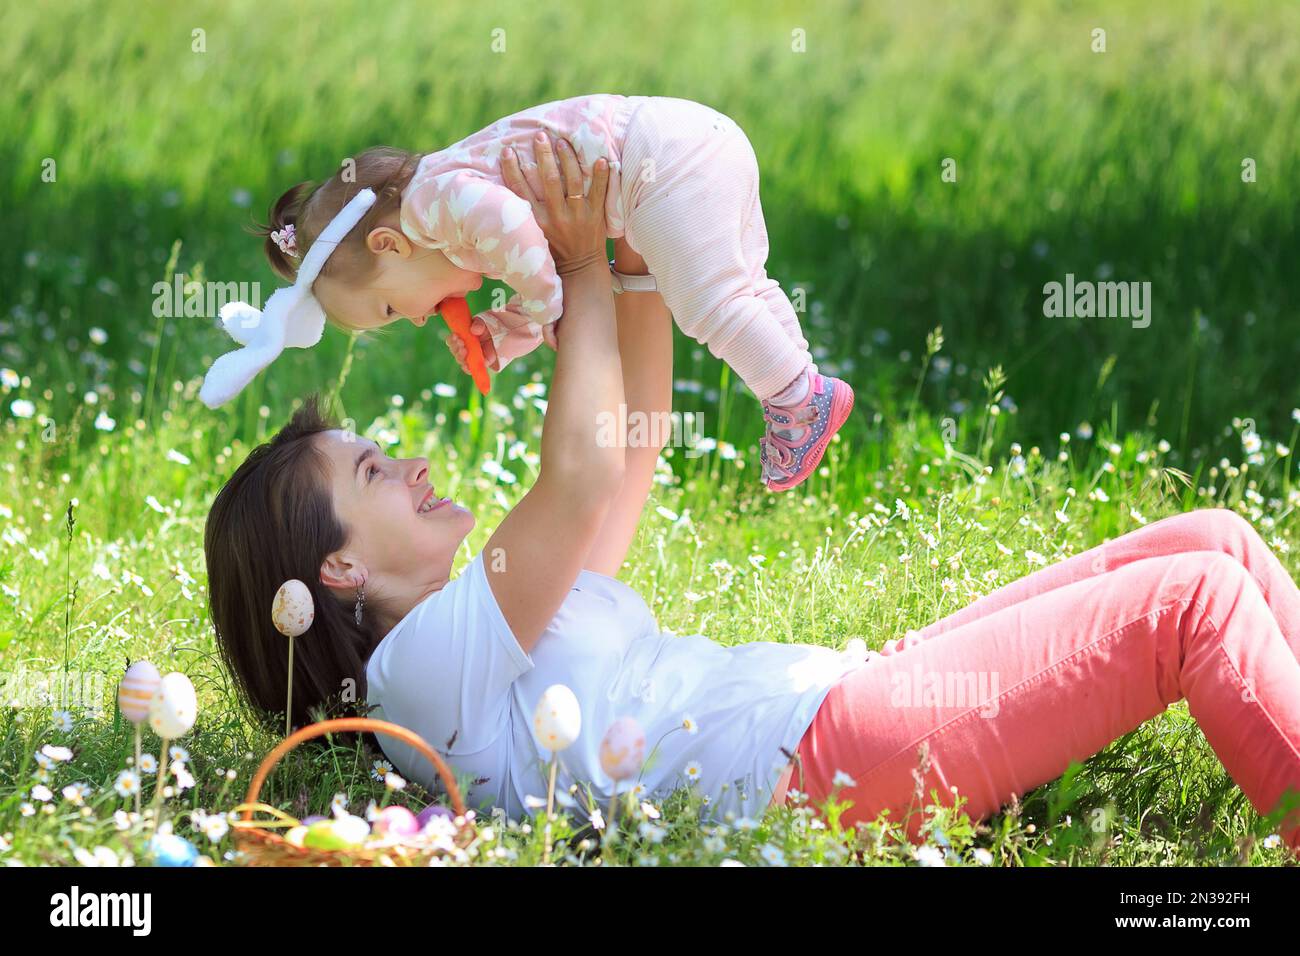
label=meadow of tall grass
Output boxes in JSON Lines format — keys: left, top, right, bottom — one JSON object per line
{"left": 1, "top": 0, "right": 1298, "bottom": 866}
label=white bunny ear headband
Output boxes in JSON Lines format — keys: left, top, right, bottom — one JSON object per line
{"left": 198, "top": 187, "right": 378, "bottom": 409}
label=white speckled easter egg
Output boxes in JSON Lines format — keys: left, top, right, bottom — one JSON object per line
{"left": 533, "top": 683, "right": 581, "bottom": 752}
{"left": 271, "top": 579, "right": 315, "bottom": 637}
{"left": 599, "top": 716, "right": 646, "bottom": 781}
{"left": 148, "top": 672, "right": 197, "bottom": 738}
{"left": 118, "top": 660, "right": 161, "bottom": 725}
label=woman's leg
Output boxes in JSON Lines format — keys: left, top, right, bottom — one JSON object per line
{"left": 883, "top": 509, "right": 1300, "bottom": 665}
{"left": 793, "top": 550, "right": 1300, "bottom": 855}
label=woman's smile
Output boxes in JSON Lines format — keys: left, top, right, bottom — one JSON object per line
{"left": 416, "top": 486, "right": 451, "bottom": 514}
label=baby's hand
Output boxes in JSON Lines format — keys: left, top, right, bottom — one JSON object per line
{"left": 541, "top": 316, "right": 561, "bottom": 352}
{"left": 445, "top": 317, "right": 498, "bottom": 376}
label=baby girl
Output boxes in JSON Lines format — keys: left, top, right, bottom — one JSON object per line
{"left": 208, "top": 94, "right": 854, "bottom": 491}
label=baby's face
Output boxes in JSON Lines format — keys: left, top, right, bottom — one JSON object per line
{"left": 315, "top": 226, "right": 483, "bottom": 331}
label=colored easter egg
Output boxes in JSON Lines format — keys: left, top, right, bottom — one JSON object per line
{"left": 285, "top": 825, "right": 309, "bottom": 848}
{"left": 301, "top": 814, "right": 327, "bottom": 826}
{"left": 271, "top": 579, "right": 315, "bottom": 637}
{"left": 148, "top": 672, "right": 197, "bottom": 738}
{"left": 533, "top": 683, "right": 581, "bottom": 752}
{"left": 417, "top": 804, "right": 454, "bottom": 831}
{"left": 303, "top": 820, "right": 350, "bottom": 851}
{"left": 373, "top": 806, "right": 419, "bottom": 839}
{"left": 117, "top": 661, "right": 160, "bottom": 725}
{"left": 148, "top": 833, "right": 198, "bottom": 867}
{"left": 599, "top": 716, "right": 646, "bottom": 781}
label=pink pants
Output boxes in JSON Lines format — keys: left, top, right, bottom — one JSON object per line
{"left": 773, "top": 509, "right": 1300, "bottom": 857}
{"left": 619, "top": 96, "right": 816, "bottom": 401}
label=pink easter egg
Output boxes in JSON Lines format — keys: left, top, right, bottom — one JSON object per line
{"left": 599, "top": 716, "right": 646, "bottom": 781}
{"left": 373, "top": 805, "right": 419, "bottom": 839}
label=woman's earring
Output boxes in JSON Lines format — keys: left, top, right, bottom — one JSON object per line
{"left": 354, "top": 581, "right": 366, "bottom": 626}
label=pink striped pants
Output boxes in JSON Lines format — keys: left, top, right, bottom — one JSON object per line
{"left": 773, "top": 509, "right": 1300, "bottom": 857}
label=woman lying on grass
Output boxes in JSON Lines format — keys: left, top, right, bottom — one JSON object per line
{"left": 203, "top": 131, "right": 1300, "bottom": 860}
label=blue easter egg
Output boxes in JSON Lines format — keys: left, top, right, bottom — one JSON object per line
{"left": 149, "top": 833, "right": 198, "bottom": 867}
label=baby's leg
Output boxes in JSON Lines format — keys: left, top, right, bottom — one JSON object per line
{"left": 624, "top": 101, "right": 817, "bottom": 402}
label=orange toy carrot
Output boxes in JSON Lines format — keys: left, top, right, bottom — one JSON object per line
{"left": 438, "top": 296, "right": 490, "bottom": 395}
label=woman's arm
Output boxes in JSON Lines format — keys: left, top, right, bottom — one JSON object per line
{"left": 481, "top": 135, "right": 625, "bottom": 654}
{"left": 582, "top": 238, "right": 674, "bottom": 577}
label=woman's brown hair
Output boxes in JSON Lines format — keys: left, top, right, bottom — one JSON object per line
{"left": 247, "top": 146, "right": 424, "bottom": 329}
{"left": 204, "top": 394, "right": 391, "bottom": 764}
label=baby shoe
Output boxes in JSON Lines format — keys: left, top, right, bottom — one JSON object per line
{"left": 759, "top": 370, "right": 855, "bottom": 492}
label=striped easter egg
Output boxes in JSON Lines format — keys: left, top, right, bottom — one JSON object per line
{"left": 117, "top": 660, "right": 161, "bottom": 725}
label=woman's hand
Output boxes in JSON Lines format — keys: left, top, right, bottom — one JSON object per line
{"left": 501, "top": 132, "right": 610, "bottom": 276}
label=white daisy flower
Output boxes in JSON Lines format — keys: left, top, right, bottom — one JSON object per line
{"left": 203, "top": 814, "right": 230, "bottom": 843}
{"left": 759, "top": 843, "right": 786, "bottom": 865}
{"left": 113, "top": 770, "right": 140, "bottom": 798}
{"left": 914, "top": 844, "right": 946, "bottom": 866}
{"left": 832, "top": 770, "right": 857, "bottom": 788}
{"left": 638, "top": 821, "right": 666, "bottom": 843}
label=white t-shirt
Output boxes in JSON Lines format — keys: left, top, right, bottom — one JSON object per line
{"left": 365, "top": 550, "right": 871, "bottom": 824}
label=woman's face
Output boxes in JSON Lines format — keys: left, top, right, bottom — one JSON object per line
{"left": 314, "top": 428, "right": 474, "bottom": 596}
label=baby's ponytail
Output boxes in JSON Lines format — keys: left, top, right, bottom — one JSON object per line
{"left": 247, "top": 180, "right": 317, "bottom": 283}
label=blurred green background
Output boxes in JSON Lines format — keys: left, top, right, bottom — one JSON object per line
{"left": 2, "top": 0, "right": 1297, "bottom": 458}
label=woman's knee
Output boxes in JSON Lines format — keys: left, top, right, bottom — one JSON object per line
{"left": 1160, "top": 508, "right": 1258, "bottom": 557}
{"left": 1176, "top": 551, "right": 1259, "bottom": 628}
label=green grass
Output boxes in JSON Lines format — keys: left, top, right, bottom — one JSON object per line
{"left": 2, "top": 0, "right": 1299, "bottom": 865}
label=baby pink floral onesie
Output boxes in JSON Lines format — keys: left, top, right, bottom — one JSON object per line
{"left": 400, "top": 93, "right": 817, "bottom": 400}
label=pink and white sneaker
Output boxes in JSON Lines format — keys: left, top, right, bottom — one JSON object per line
{"left": 759, "top": 370, "right": 855, "bottom": 492}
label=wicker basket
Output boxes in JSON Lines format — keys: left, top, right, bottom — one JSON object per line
{"left": 230, "top": 717, "right": 475, "bottom": 866}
